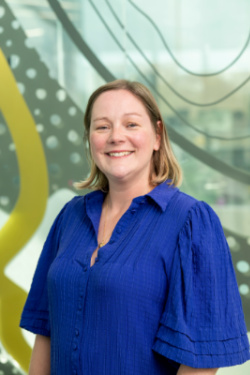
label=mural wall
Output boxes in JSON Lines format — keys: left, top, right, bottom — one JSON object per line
{"left": 0, "top": 0, "right": 249, "bottom": 374}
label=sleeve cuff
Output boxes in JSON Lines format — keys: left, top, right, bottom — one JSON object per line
{"left": 152, "top": 324, "right": 250, "bottom": 368}
{"left": 20, "top": 312, "right": 50, "bottom": 337}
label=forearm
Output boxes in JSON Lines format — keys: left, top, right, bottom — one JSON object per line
{"left": 29, "top": 334, "right": 51, "bottom": 375}
{"left": 177, "top": 364, "right": 218, "bottom": 375}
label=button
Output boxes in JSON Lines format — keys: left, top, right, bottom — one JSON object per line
{"left": 95, "top": 258, "right": 99, "bottom": 263}
{"left": 131, "top": 209, "right": 136, "bottom": 214}
{"left": 83, "top": 266, "right": 88, "bottom": 272}
{"left": 109, "top": 239, "right": 115, "bottom": 244}
{"left": 75, "top": 329, "right": 79, "bottom": 336}
{"left": 73, "top": 370, "right": 77, "bottom": 375}
{"left": 78, "top": 304, "right": 83, "bottom": 311}
{"left": 73, "top": 343, "right": 78, "bottom": 351}
{"left": 116, "top": 227, "right": 121, "bottom": 234}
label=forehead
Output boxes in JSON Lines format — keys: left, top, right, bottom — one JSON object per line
{"left": 91, "top": 89, "right": 148, "bottom": 118}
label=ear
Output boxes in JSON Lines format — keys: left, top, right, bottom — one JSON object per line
{"left": 153, "top": 120, "right": 162, "bottom": 151}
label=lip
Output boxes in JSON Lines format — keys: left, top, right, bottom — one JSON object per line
{"left": 105, "top": 150, "right": 134, "bottom": 158}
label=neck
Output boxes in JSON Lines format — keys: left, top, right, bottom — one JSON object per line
{"left": 106, "top": 179, "right": 154, "bottom": 212}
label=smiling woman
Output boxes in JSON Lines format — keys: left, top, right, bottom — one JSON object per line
{"left": 89, "top": 89, "right": 161, "bottom": 189}
{"left": 75, "top": 79, "right": 182, "bottom": 192}
{"left": 20, "top": 80, "right": 250, "bottom": 375}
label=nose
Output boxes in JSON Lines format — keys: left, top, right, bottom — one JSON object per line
{"left": 108, "top": 125, "right": 125, "bottom": 144}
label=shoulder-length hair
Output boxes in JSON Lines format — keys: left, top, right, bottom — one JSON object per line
{"left": 75, "top": 79, "right": 182, "bottom": 191}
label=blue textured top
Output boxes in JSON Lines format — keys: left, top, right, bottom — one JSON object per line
{"left": 20, "top": 182, "right": 250, "bottom": 375}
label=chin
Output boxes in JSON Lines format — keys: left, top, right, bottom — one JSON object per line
{"left": 106, "top": 171, "right": 132, "bottom": 183}
{"left": 106, "top": 168, "right": 131, "bottom": 179}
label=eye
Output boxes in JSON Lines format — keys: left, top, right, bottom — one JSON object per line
{"left": 96, "top": 125, "right": 109, "bottom": 131}
{"left": 127, "top": 122, "right": 138, "bottom": 128}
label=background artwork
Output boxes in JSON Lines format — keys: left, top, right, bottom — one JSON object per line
{"left": 0, "top": 1, "right": 250, "bottom": 374}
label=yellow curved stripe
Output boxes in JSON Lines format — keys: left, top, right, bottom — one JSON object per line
{"left": 0, "top": 49, "right": 48, "bottom": 371}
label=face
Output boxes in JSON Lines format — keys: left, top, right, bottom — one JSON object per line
{"left": 89, "top": 89, "right": 161, "bottom": 187}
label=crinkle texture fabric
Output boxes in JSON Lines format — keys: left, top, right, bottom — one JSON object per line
{"left": 152, "top": 201, "right": 250, "bottom": 368}
{"left": 20, "top": 182, "right": 250, "bottom": 374}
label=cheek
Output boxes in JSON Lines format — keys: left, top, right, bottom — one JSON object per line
{"left": 89, "top": 134, "right": 105, "bottom": 156}
{"left": 131, "top": 131, "right": 157, "bottom": 150}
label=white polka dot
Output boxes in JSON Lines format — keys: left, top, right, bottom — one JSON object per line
{"left": 56, "top": 89, "right": 66, "bottom": 102}
{"left": 10, "top": 54, "right": 20, "bottom": 69}
{"left": 227, "top": 236, "right": 240, "bottom": 251}
{"left": 46, "top": 136, "right": 59, "bottom": 149}
{"left": 36, "top": 124, "right": 44, "bottom": 132}
{"left": 26, "top": 68, "right": 37, "bottom": 79}
{"left": 17, "top": 82, "right": 25, "bottom": 94}
{"left": 68, "top": 106, "right": 77, "bottom": 116}
{"left": 68, "top": 130, "right": 80, "bottom": 143}
{"left": 0, "top": 124, "right": 6, "bottom": 135}
{"left": 36, "top": 89, "right": 47, "bottom": 100}
{"left": 0, "top": 196, "right": 10, "bottom": 206}
{"left": 237, "top": 261, "right": 250, "bottom": 274}
{"left": 70, "top": 152, "right": 81, "bottom": 164}
{"left": 239, "top": 284, "right": 249, "bottom": 295}
{"left": 6, "top": 39, "right": 13, "bottom": 47}
{"left": 9, "top": 143, "right": 16, "bottom": 151}
{"left": 11, "top": 20, "right": 20, "bottom": 29}
{"left": 50, "top": 114, "right": 61, "bottom": 126}
{"left": 34, "top": 108, "right": 41, "bottom": 115}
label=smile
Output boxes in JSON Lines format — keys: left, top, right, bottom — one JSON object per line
{"left": 107, "top": 151, "right": 133, "bottom": 157}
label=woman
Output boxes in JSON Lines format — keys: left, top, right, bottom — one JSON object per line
{"left": 20, "top": 80, "right": 250, "bottom": 375}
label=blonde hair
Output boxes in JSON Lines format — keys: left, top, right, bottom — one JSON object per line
{"left": 75, "top": 79, "right": 182, "bottom": 191}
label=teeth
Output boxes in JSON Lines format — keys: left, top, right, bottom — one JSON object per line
{"left": 108, "top": 151, "right": 132, "bottom": 157}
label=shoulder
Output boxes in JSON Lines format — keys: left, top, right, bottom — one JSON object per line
{"left": 176, "top": 198, "right": 227, "bottom": 261}
{"left": 153, "top": 183, "right": 220, "bottom": 233}
{"left": 170, "top": 190, "right": 225, "bottom": 248}
{"left": 173, "top": 189, "right": 197, "bottom": 208}
{"left": 59, "top": 189, "right": 103, "bottom": 222}
{"left": 55, "top": 194, "right": 84, "bottom": 220}
{"left": 63, "top": 194, "right": 85, "bottom": 212}
{"left": 62, "top": 189, "right": 103, "bottom": 213}
{"left": 166, "top": 188, "right": 199, "bottom": 223}
{"left": 175, "top": 190, "right": 220, "bottom": 222}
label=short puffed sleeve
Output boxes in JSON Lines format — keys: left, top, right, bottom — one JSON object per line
{"left": 152, "top": 201, "right": 250, "bottom": 368}
{"left": 20, "top": 201, "right": 69, "bottom": 337}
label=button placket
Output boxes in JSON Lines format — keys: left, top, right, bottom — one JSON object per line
{"left": 106, "top": 203, "right": 140, "bottom": 247}
{"left": 71, "top": 268, "right": 89, "bottom": 374}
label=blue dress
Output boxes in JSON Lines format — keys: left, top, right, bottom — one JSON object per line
{"left": 20, "top": 182, "right": 250, "bottom": 374}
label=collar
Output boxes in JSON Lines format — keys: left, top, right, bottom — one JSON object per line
{"left": 144, "top": 180, "right": 178, "bottom": 212}
{"left": 85, "top": 180, "right": 178, "bottom": 213}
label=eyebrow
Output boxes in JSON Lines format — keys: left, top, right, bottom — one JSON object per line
{"left": 92, "top": 116, "right": 109, "bottom": 122}
{"left": 92, "top": 113, "right": 142, "bottom": 122}
{"left": 123, "top": 112, "right": 142, "bottom": 117}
